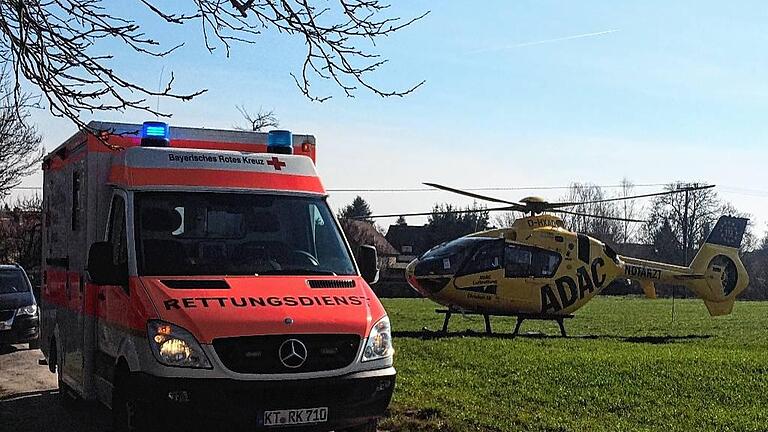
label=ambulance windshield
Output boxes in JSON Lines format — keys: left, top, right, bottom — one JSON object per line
{"left": 134, "top": 192, "right": 356, "bottom": 276}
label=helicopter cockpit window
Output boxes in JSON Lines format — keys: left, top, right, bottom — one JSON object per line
{"left": 504, "top": 244, "right": 561, "bottom": 278}
{"left": 456, "top": 239, "right": 505, "bottom": 276}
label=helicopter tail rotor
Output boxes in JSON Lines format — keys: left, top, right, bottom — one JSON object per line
{"left": 686, "top": 216, "right": 750, "bottom": 316}
{"left": 620, "top": 216, "right": 749, "bottom": 317}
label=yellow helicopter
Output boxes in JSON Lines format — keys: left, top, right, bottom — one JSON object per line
{"left": 369, "top": 183, "right": 750, "bottom": 336}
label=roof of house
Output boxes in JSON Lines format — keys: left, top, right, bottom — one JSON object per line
{"left": 341, "top": 219, "right": 398, "bottom": 256}
{"left": 613, "top": 243, "right": 658, "bottom": 260}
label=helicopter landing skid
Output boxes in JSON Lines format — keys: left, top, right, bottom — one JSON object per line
{"left": 435, "top": 309, "right": 574, "bottom": 337}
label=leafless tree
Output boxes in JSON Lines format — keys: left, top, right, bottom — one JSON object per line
{"left": 618, "top": 178, "right": 642, "bottom": 243}
{"left": 235, "top": 105, "right": 279, "bottom": 131}
{"left": 643, "top": 182, "right": 721, "bottom": 265}
{"left": 0, "top": 70, "right": 42, "bottom": 198}
{"left": 492, "top": 211, "right": 520, "bottom": 228}
{"left": 0, "top": 1, "right": 427, "bottom": 134}
{"left": 560, "top": 183, "right": 622, "bottom": 244}
{"left": 0, "top": 194, "right": 42, "bottom": 282}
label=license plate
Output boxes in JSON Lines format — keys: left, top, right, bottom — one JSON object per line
{"left": 263, "top": 407, "right": 328, "bottom": 427}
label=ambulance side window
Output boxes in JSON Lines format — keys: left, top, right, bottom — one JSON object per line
{"left": 311, "top": 204, "right": 346, "bottom": 269}
{"left": 108, "top": 196, "right": 128, "bottom": 272}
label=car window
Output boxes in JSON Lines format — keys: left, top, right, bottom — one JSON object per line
{"left": 108, "top": 195, "right": 128, "bottom": 270}
{"left": 0, "top": 270, "right": 29, "bottom": 294}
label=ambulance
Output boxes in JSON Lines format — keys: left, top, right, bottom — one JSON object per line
{"left": 40, "top": 121, "right": 395, "bottom": 431}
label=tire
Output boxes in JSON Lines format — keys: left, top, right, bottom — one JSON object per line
{"left": 28, "top": 338, "right": 40, "bottom": 350}
{"left": 338, "top": 420, "right": 378, "bottom": 432}
{"left": 112, "top": 369, "right": 160, "bottom": 432}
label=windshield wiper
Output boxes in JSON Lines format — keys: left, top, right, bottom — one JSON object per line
{"left": 258, "top": 268, "right": 337, "bottom": 276}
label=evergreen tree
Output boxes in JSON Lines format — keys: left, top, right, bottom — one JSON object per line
{"left": 427, "top": 202, "right": 490, "bottom": 245}
{"left": 338, "top": 196, "right": 373, "bottom": 223}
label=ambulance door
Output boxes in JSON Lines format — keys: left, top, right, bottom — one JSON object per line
{"left": 95, "top": 193, "right": 130, "bottom": 367}
{"left": 61, "top": 165, "right": 87, "bottom": 391}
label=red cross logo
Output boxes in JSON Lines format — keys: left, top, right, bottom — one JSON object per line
{"left": 267, "top": 157, "right": 286, "bottom": 171}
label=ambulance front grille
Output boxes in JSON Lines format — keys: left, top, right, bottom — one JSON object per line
{"left": 0, "top": 310, "right": 14, "bottom": 322}
{"left": 212, "top": 334, "right": 361, "bottom": 374}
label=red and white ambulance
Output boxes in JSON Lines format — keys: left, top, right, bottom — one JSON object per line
{"left": 40, "top": 121, "right": 394, "bottom": 431}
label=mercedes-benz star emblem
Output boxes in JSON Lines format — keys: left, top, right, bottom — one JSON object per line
{"left": 278, "top": 339, "right": 308, "bottom": 369}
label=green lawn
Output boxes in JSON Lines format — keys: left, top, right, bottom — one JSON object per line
{"left": 380, "top": 296, "right": 768, "bottom": 432}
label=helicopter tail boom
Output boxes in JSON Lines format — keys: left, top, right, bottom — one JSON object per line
{"left": 620, "top": 216, "right": 750, "bottom": 316}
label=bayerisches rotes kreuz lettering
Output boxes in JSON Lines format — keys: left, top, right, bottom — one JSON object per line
{"left": 167, "top": 153, "right": 268, "bottom": 166}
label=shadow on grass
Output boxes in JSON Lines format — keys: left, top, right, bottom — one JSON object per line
{"left": 622, "top": 335, "right": 712, "bottom": 344}
{"left": 392, "top": 329, "right": 597, "bottom": 340}
{"left": 393, "top": 330, "right": 711, "bottom": 345}
{"left": 381, "top": 405, "right": 464, "bottom": 432}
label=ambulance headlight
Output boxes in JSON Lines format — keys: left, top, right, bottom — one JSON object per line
{"left": 147, "top": 320, "right": 211, "bottom": 369}
{"left": 362, "top": 316, "right": 394, "bottom": 362}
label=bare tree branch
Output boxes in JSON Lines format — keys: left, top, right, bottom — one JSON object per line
{"left": 559, "top": 183, "right": 622, "bottom": 244}
{"left": 0, "top": 68, "right": 42, "bottom": 198}
{"left": 0, "top": 0, "right": 428, "bottom": 134}
{"left": 234, "top": 105, "right": 278, "bottom": 131}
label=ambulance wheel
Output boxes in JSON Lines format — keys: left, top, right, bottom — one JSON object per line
{"left": 28, "top": 338, "right": 40, "bottom": 350}
{"left": 338, "top": 420, "right": 378, "bottom": 432}
{"left": 112, "top": 368, "right": 160, "bottom": 432}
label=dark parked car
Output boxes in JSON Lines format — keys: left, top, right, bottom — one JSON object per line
{"left": 0, "top": 264, "right": 40, "bottom": 349}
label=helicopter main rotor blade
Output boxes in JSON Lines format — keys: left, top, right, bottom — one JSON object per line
{"left": 550, "top": 184, "right": 715, "bottom": 209}
{"left": 348, "top": 205, "right": 519, "bottom": 220}
{"left": 423, "top": 182, "right": 528, "bottom": 211}
{"left": 551, "top": 209, "right": 646, "bottom": 223}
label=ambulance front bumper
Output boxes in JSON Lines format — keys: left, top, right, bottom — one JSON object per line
{"left": 133, "top": 366, "right": 395, "bottom": 430}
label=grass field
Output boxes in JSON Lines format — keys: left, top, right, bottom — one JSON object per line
{"left": 379, "top": 296, "right": 768, "bottom": 432}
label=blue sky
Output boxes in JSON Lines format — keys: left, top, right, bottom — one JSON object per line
{"left": 13, "top": 0, "right": 768, "bottom": 237}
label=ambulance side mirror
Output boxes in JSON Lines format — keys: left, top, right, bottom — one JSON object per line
{"left": 359, "top": 245, "right": 379, "bottom": 285}
{"left": 87, "top": 242, "right": 127, "bottom": 286}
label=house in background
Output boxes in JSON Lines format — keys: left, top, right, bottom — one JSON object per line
{"left": 384, "top": 223, "right": 434, "bottom": 270}
{"left": 339, "top": 219, "right": 398, "bottom": 267}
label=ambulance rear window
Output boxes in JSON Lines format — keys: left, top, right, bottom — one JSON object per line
{"left": 134, "top": 192, "right": 356, "bottom": 276}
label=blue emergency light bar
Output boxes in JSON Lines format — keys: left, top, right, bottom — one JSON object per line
{"left": 141, "top": 121, "right": 170, "bottom": 147}
{"left": 267, "top": 130, "right": 293, "bottom": 155}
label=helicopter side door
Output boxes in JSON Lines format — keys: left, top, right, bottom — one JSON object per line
{"left": 499, "top": 243, "right": 562, "bottom": 312}
{"left": 452, "top": 239, "right": 505, "bottom": 308}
